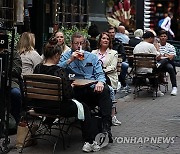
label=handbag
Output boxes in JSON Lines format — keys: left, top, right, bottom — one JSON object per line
{"left": 16, "top": 120, "right": 38, "bottom": 148}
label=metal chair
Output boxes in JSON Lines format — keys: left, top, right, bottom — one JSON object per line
{"left": 124, "top": 45, "right": 134, "bottom": 79}
{"left": 117, "top": 54, "right": 122, "bottom": 75}
{"left": 133, "top": 54, "right": 159, "bottom": 99}
{"left": 20, "top": 74, "right": 75, "bottom": 153}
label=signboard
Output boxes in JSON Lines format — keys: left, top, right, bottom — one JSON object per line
{"left": 0, "top": 34, "right": 8, "bottom": 49}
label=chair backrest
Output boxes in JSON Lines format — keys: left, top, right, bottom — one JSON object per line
{"left": 124, "top": 45, "right": 134, "bottom": 59}
{"left": 23, "top": 74, "right": 63, "bottom": 113}
{"left": 124, "top": 45, "right": 134, "bottom": 67}
{"left": 117, "top": 54, "right": 122, "bottom": 75}
{"left": 133, "top": 54, "right": 157, "bottom": 72}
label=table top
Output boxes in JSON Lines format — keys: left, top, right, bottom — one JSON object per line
{"left": 72, "top": 79, "right": 98, "bottom": 87}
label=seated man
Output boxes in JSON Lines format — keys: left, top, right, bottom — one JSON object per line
{"left": 133, "top": 31, "right": 164, "bottom": 97}
{"left": 129, "top": 29, "right": 143, "bottom": 47}
{"left": 108, "top": 26, "right": 130, "bottom": 93}
{"left": 58, "top": 32, "right": 113, "bottom": 142}
{"left": 34, "top": 37, "right": 100, "bottom": 152}
{"left": 115, "top": 25, "right": 130, "bottom": 44}
{"left": 158, "top": 30, "right": 177, "bottom": 96}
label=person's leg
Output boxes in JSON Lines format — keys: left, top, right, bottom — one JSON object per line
{"left": 60, "top": 100, "right": 94, "bottom": 143}
{"left": 74, "top": 85, "right": 113, "bottom": 142}
{"left": 108, "top": 85, "right": 121, "bottom": 126}
{"left": 60, "top": 100, "right": 100, "bottom": 152}
{"left": 119, "top": 62, "right": 129, "bottom": 87}
{"left": 163, "top": 63, "right": 177, "bottom": 95}
{"left": 164, "top": 63, "right": 177, "bottom": 88}
{"left": 10, "top": 88, "right": 22, "bottom": 124}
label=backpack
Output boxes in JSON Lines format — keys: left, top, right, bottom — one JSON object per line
{"left": 158, "top": 19, "right": 164, "bottom": 27}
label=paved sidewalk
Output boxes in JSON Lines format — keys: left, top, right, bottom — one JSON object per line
{"left": 7, "top": 69, "right": 180, "bottom": 154}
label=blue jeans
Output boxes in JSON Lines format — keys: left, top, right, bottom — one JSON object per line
{"left": 10, "top": 88, "right": 22, "bottom": 123}
{"left": 119, "top": 62, "right": 129, "bottom": 87}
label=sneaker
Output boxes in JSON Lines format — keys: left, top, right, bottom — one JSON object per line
{"left": 91, "top": 141, "right": 101, "bottom": 152}
{"left": 121, "top": 85, "right": 131, "bottom": 93}
{"left": 112, "top": 116, "right": 121, "bottom": 126}
{"left": 82, "top": 141, "right": 100, "bottom": 152}
{"left": 153, "top": 90, "right": 164, "bottom": 97}
{"left": 156, "top": 62, "right": 161, "bottom": 68}
{"left": 171, "top": 87, "right": 177, "bottom": 96}
{"left": 82, "top": 142, "right": 92, "bottom": 152}
{"left": 117, "top": 82, "right": 121, "bottom": 92}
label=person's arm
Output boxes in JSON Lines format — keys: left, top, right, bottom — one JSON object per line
{"left": 93, "top": 56, "right": 106, "bottom": 84}
{"left": 161, "top": 17, "right": 169, "bottom": 31}
{"left": 103, "top": 52, "right": 118, "bottom": 73}
{"left": 12, "top": 50, "right": 22, "bottom": 78}
{"left": 169, "top": 29, "right": 175, "bottom": 37}
{"left": 32, "top": 51, "right": 43, "bottom": 69}
{"left": 164, "top": 45, "right": 176, "bottom": 60}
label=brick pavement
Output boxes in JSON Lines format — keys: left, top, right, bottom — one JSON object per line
{"left": 7, "top": 68, "right": 180, "bottom": 154}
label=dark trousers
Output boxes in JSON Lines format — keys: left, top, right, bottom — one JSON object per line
{"left": 161, "top": 63, "right": 177, "bottom": 87}
{"left": 73, "top": 84, "right": 112, "bottom": 127}
{"left": 55, "top": 100, "right": 94, "bottom": 143}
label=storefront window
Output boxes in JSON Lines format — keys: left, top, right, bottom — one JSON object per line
{"left": 54, "top": 0, "right": 88, "bottom": 28}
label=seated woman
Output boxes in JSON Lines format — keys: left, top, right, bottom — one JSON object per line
{"left": 54, "top": 31, "right": 70, "bottom": 53}
{"left": 34, "top": 37, "right": 100, "bottom": 152}
{"left": 17, "top": 32, "right": 42, "bottom": 75}
{"left": 92, "top": 32, "right": 121, "bottom": 126}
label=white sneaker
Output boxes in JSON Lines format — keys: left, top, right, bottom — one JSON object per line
{"left": 156, "top": 62, "right": 161, "bottom": 68}
{"left": 171, "top": 87, "right": 177, "bottom": 96}
{"left": 112, "top": 115, "right": 121, "bottom": 126}
{"left": 82, "top": 142, "right": 92, "bottom": 152}
{"left": 82, "top": 141, "right": 100, "bottom": 152}
{"left": 117, "top": 82, "right": 121, "bottom": 92}
{"left": 153, "top": 90, "right": 164, "bottom": 97}
{"left": 91, "top": 141, "right": 101, "bottom": 152}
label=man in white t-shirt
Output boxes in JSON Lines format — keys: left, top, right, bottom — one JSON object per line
{"left": 158, "top": 30, "right": 177, "bottom": 96}
{"left": 133, "top": 31, "right": 164, "bottom": 97}
{"left": 133, "top": 31, "right": 160, "bottom": 74}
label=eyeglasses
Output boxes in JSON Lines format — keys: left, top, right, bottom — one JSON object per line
{"left": 73, "top": 41, "right": 85, "bottom": 45}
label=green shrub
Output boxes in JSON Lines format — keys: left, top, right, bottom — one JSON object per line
{"left": 7, "top": 31, "right": 20, "bottom": 48}
{"left": 59, "top": 26, "right": 89, "bottom": 46}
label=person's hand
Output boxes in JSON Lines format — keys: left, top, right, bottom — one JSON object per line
{"left": 94, "top": 82, "right": 104, "bottom": 93}
{"left": 67, "top": 50, "right": 81, "bottom": 64}
{"left": 71, "top": 50, "right": 80, "bottom": 59}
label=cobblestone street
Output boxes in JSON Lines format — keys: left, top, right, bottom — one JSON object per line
{"left": 8, "top": 69, "right": 180, "bottom": 154}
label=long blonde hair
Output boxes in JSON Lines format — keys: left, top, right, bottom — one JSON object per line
{"left": 17, "top": 32, "right": 35, "bottom": 54}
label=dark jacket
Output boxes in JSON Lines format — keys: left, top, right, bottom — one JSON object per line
{"left": 0, "top": 49, "right": 22, "bottom": 89}
{"left": 112, "top": 38, "right": 126, "bottom": 62}
{"left": 34, "top": 63, "right": 74, "bottom": 100}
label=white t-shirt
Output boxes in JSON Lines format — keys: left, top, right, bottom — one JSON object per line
{"left": 133, "top": 41, "right": 160, "bottom": 73}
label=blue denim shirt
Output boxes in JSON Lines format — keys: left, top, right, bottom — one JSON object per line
{"left": 58, "top": 50, "right": 106, "bottom": 83}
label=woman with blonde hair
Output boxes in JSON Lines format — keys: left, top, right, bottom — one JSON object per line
{"left": 54, "top": 31, "right": 70, "bottom": 53}
{"left": 17, "top": 32, "right": 42, "bottom": 75}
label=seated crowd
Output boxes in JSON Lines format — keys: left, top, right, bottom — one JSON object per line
{"left": 0, "top": 24, "right": 178, "bottom": 152}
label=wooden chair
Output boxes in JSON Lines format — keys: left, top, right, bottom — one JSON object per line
{"left": 117, "top": 54, "right": 122, "bottom": 75}
{"left": 158, "top": 72, "right": 168, "bottom": 93}
{"left": 133, "top": 54, "right": 159, "bottom": 99}
{"left": 20, "top": 74, "right": 75, "bottom": 153}
{"left": 124, "top": 45, "right": 134, "bottom": 79}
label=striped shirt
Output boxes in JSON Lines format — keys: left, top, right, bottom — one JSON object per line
{"left": 159, "top": 42, "right": 176, "bottom": 56}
